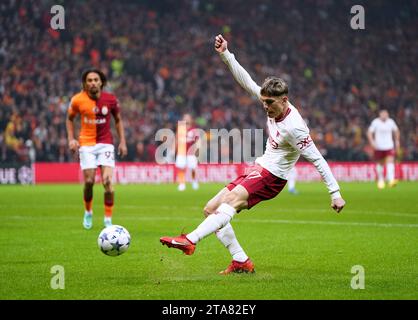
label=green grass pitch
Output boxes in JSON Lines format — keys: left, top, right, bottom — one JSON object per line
{"left": 0, "top": 182, "right": 417, "bottom": 300}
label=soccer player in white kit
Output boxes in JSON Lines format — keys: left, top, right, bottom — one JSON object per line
{"left": 367, "top": 110, "right": 400, "bottom": 189}
{"left": 160, "top": 35, "right": 346, "bottom": 274}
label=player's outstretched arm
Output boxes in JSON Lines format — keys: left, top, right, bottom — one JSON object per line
{"left": 215, "top": 34, "right": 261, "bottom": 99}
{"left": 287, "top": 127, "right": 345, "bottom": 213}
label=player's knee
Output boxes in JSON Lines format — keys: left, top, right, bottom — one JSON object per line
{"left": 203, "top": 204, "right": 216, "bottom": 217}
{"left": 223, "top": 191, "right": 238, "bottom": 205}
{"left": 84, "top": 178, "right": 95, "bottom": 188}
{"left": 102, "top": 176, "right": 112, "bottom": 189}
{"left": 222, "top": 191, "right": 245, "bottom": 210}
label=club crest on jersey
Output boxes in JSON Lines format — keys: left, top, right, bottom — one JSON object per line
{"left": 268, "top": 136, "right": 279, "bottom": 149}
{"left": 101, "top": 106, "right": 108, "bottom": 115}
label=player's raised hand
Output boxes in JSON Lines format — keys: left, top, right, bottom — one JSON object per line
{"left": 118, "top": 141, "right": 128, "bottom": 158}
{"left": 331, "top": 197, "right": 346, "bottom": 213}
{"left": 214, "top": 34, "right": 228, "bottom": 53}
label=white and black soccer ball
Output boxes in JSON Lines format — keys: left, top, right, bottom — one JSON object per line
{"left": 97, "top": 225, "right": 131, "bottom": 256}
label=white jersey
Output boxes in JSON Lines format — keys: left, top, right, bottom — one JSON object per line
{"left": 220, "top": 49, "right": 340, "bottom": 198}
{"left": 368, "top": 118, "right": 398, "bottom": 151}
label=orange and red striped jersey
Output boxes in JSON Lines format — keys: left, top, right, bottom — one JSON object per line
{"left": 68, "top": 91, "right": 120, "bottom": 146}
{"left": 176, "top": 125, "right": 200, "bottom": 156}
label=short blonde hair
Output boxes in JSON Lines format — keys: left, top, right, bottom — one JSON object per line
{"left": 260, "top": 76, "right": 288, "bottom": 97}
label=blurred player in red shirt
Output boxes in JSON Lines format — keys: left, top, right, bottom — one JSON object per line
{"left": 175, "top": 113, "right": 201, "bottom": 191}
{"left": 66, "top": 69, "right": 127, "bottom": 229}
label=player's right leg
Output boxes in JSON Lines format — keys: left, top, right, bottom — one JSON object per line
{"left": 79, "top": 145, "right": 98, "bottom": 229}
{"left": 82, "top": 169, "right": 96, "bottom": 229}
{"left": 376, "top": 160, "right": 385, "bottom": 189}
{"left": 100, "top": 166, "right": 114, "bottom": 227}
{"left": 175, "top": 155, "right": 187, "bottom": 191}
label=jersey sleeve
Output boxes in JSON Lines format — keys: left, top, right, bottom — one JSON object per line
{"left": 111, "top": 96, "right": 121, "bottom": 117}
{"left": 68, "top": 96, "right": 79, "bottom": 117}
{"left": 368, "top": 119, "right": 377, "bottom": 133}
{"left": 220, "top": 49, "right": 261, "bottom": 99}
{"left": 286, "top": 124, "right": 341, "bottom": 199}
{"left": 390, "top": 119, "right": 399, "bottom": 132}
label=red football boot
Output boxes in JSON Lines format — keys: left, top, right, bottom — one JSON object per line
{"left": 220, "top": 258, "right": 255, "bottom": 275}
{"left": 160, "top": 234, "right": 196, "bottom": 255}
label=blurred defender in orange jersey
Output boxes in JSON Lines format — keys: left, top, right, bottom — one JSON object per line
{"left": 66, "top": 69, "right": 127, "bottom": 229}
{"left": 175, "top": 113, "right": 201, "bottom": 191}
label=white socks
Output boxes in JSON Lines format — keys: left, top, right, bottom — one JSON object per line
{"left": 187, "top": 204, "right": 248, "bottom": 263}
{"left": 376, "top": 164, "right": 384, "bottom": 183}
{"left": 216, "top": 223, "right": 248, "bottom": 262}
{"left": 287, "top": 168, "right": 297, "bottom": 190}
{"left": 386, "top": 163, "right": 395, "bottom": 181}
{"left": 377, "top": 163, "right": 395, "bottom": 182}
{"left": 187, "top": 203, "right": 236, "bottom": 244}
{"left": 288, "top": 178, "right": 296, "bottom": 191}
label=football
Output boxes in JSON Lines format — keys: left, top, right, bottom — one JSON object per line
{"left": 97, "top": 225, "right": 131, "bottom": 256}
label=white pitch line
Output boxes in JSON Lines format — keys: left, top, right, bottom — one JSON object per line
{"left": 233, "top": 218, "right": 418, "bottom": 229}
{"left": 119, "top": 205, "right": 418, "bottom": 218}
{"left": 257, "top": 208, "right": 418, "bottom": 218}
{"left": 109, "top": 216, "right": 418, "bottom": 228}
{"left": 1, "top": 204, "right": 416, "bottom": 218}
{"left": 118, "top": 216, "right": 418, "bottom": 228}
{"left": 6, "top": 215, "right": 416, "bottom": 228}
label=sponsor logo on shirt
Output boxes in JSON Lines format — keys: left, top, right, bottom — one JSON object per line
{"left": 84, "top": 117, "right": 106, "bottom": 124}
{"left": 297, "top": 136, "right": 313, "bottom": 150}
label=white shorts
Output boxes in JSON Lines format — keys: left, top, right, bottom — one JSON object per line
{"left": 175, "top": 155, "right": 198, "bottom": 170}
{"left": 79, "top": 144, "right": 115, "bottom": 170}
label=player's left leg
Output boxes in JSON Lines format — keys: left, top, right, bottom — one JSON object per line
{"left": 204, "top": 188, "right": 249, "bottom": 265}
{"left": 287, "top": 167, "right": 298, "bottom": 194}
{"left": 160, "top": 186, "right": 248, "bottom": 257}
{"left": 385, "top": 155, "right": 397, "bottom": 187}
{"left": 100, "top": 166, "right": 114, "bottom": 227}
{"left": 187, "top": 155, "right": 199, "bottom": 190}
{"left": 97, "top": 144, "right": 116, "bottom": 227}
{"left": 191, "top": 169, "right": 199, "bottom": 190}
{"left": 187, "top": 185, "right": 248, "bottom": 244}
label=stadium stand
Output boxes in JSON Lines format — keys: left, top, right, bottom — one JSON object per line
{"left": 1, "top": 0, "right": 417, "bottom": 163}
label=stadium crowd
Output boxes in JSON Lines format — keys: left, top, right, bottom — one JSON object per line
{"left": 1, "top": 0, "right": 417, "bottom": 163}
